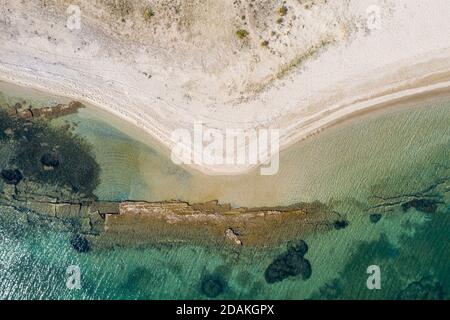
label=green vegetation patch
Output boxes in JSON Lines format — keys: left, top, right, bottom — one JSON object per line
{"left": 236, "top": 29, "right": 249, "bottom": 39}
{"left": 143, "top": 7, "right": 155, "bottom": 21}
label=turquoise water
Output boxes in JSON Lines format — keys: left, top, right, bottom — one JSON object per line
{"left": 1, "top": 200, "right": 448, "bottom": 299}
{"left": 0, "top": 86, "right": 449, "bottom": 299}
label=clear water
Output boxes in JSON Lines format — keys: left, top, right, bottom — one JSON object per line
{"left": 0, "top": 85, "right": 449, "bottom": 299}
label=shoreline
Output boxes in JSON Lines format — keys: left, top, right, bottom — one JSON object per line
{"left": 1, "top": 66, "right": 450, "bottom": 176}
{"left": 1, "top": 0, "right": 450, "bottom": 176}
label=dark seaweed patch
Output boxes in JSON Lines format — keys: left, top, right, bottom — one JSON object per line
{"left": 401, "top": 199, "right": 438, "bottom": 213}
{"left": 1, "top": 169, "right": 23, "bottom": 185}
{"left": 264, "top": 240, "right": 312, "bottom": 284}
{"left": 369, "top": 213, "right": 382, "bottom": 224}
{"left": 122, "top": 267, "right": 156, "bottom": 296}
{"left": 287, "top": 239, "right": 309, "bottom": 256}
{"left": 0, "top": 109, "right": 100, "bottom": 197}
{"left": 333, "top": 219, "right": 349, "bottom": 230}
{"left": 200, "top": 273, "right": 227, "bottom": 298}
{"left": 70, "top": 234, "right": 91, "bottom": 253}
{"left": 41, "top": 152, "right": 60, "bottom": 168}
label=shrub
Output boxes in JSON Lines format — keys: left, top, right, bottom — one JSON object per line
{"left": 278, "top": 6, "right": 288, "bottom": 16}
{"left": 143, "top": 7, "right": 155, "bottom": 21}
{"left": 236, "top": 29, "right": 249, "bottom": 39}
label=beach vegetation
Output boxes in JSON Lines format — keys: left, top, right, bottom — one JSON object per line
{"left": 261, "top": 40, "right": 269, "bottom": 47}
{"left": 143, "top": 7, "right": 155, "bottom": 21}
{"left": 278, "top": 6, "right": 288, "bottom": 16}
{"left": 236, "top": 29, "right": 249, "bottom": 39}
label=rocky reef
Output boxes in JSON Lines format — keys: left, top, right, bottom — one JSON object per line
{"left": 401, "top": 199, "right": 439, "bottom": 213}
{"left": 264, "top": 239, "right": 312, "bottom": 284}
{"left": 5, "top": 101, "right": 84, "bottom": 120}
{"left": 94, "top": 200, "right": 340, "bottom": 248}
{"left": 0, "top": 101, "right": 98, "bottom": 197}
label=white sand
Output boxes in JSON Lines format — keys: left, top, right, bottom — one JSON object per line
{"left": 1, "top": 0, "right": 450, "bottom": 174}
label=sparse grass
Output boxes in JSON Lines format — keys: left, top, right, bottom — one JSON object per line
{"left": 143, "top": 7, "right": 155, "bottom": 21}
{"left": 278, "top": 6, "right": 288, "bottom": 16}
{"left": 261, "top": 40, "right": 269, "bottom": 47}
{"left": 236, "top": 29, "right": 249, "bottom": 39}
{"left": 276, "top": 38, "right": 334, "bottom": 80}
{"left": 246, "top": 37, "right": 335, "bottom": 94}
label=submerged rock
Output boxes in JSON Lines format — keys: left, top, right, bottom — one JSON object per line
{"left": 264, "top": 240, "right": 311, "bottom": 284}
{"left": 1, "top": 169, "right": 23, "bottom": 185}
{"left": 41, "top": 152, "right": 60, "bottom": 168}
{"left": 401, "top": 199, "right": 438, "bottom": 213}
{"left": 333, "top": 220, "right": 349, "bottom": 230}
{"left": 200, "top": 274, "right": 226, "bottom": 298}
{"left": 70, "top": 234, "right": 91, "bottom": 253}
{"left": 369, "top": 213, "right": 382, "bottom": 224}
{"left": 265, "top": 252, "right": 312, "bottom": 284}
{"left": 287, "top": 239, "right": 308, "bottom": 256}
{"left": 0, "top": 108, "right": 100, "bottom": 198}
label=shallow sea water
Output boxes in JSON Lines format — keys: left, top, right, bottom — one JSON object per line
{"left": 0, "top": 84, "right": 449, "bottom": 299}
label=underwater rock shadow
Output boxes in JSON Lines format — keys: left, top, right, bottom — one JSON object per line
{"left": 264, "top": 239, "right": 312, "bottom": 284}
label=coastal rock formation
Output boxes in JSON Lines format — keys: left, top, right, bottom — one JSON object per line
{"left": 7, "top": 101, "right": 84, "bottom": 120}
{"left": 0, "top": 186, "right": 339, "bottom": 248}
{"left": 97, "top": 200, "right": 336, "bottom": 247}
{"left": 225, "top": 228, "right": 242, "bottom": 246}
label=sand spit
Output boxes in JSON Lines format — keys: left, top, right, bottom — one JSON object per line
{"left": 1, "top": 0, "right": 450, "bottom": 174}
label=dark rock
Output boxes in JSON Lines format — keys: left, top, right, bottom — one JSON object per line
{"left": 41, "top": 152, "right": 60, "bottom": 168}
{"left": 287, "top": 239, "right": 308, "bottom": 256}
{"left": 369, "top": 213, "right": 382, "bottom": 224}
{"left": 1, "top": 169, "right": 23, "bottom": 185}
{"left": 401, "top": 199, "right": 438, "bottom": 213}
{"left": 264, "top": 247, "right": 312, "bottom": 284}
{"left": 200, "top": 274, "right": 226, "bottom": 298}
{"left": 333, "top": 220, "right": 349, "bottom": 230}
{"left": 70, "top": 234, "right": 91, "bottom": 253}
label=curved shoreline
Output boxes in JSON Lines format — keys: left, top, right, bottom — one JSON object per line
{"left": 1, "top": 63, "right": 450, "bottom": 176}
{"left": 1, "top": 0, "right": 450, "bottom": 176}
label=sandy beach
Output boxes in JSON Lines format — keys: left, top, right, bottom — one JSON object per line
{"left": 1, "top": 0, "right": 450, "bottom": 175}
